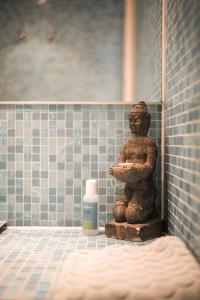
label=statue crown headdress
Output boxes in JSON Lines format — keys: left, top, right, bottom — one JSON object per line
{"left": 129, "top": 101, "right": 150, "bottom": 116}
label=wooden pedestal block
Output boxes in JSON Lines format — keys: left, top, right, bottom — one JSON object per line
{"left": 105, "top": 219, "right": 165, "bottom": 241}
{"left": 0, "top": 221, "right": 7, "bottom": 234}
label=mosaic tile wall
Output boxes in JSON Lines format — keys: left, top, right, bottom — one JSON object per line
{"left": 135, "top": 0, "right": 161, "bottom": 101}
{"left": 0, "top": 103, "right": 161, "bottom": 226}
{"left": 165, "top": 0, "right": 200, "bottom": 260}
{"left": 0, "top": 0, "right": 123, "bottom": 101}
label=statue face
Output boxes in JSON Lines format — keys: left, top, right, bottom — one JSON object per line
{"left": 129, "top": 113, "right": 149, "bottom": 136}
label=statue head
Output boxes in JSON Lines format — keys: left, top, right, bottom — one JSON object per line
{"left": 129, "top": 101, "right": 151, "bottom": 136}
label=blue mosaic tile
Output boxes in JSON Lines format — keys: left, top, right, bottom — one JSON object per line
{"left": 0, "top": 103, "right": 161, "bottom": 226}
{"left": 165, "top": 0, "right": 200, "bottom": 261}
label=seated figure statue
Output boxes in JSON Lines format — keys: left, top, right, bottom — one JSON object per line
{"left": 109, "top": 101, "right": 157, "bottom": 224}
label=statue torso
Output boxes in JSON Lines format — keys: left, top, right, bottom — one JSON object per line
{"left": 125, "top": 136, "right": 152, "bottom": 164}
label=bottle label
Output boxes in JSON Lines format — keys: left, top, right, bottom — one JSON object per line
{"left": 83, "top": 202, "right": 98, "bottom": 230}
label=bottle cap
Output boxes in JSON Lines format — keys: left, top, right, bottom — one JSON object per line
{"left": 86, "top": 179, "right": 97, "bottom": 195}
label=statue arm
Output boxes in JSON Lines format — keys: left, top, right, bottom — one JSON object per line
{"left": 117, "top": 142, "right": 127, "bottom": 163}
{"left": 108, "top": 142, "right": 127, "bottom": 175}
{"left": 135, "top": 143, "right": 157, "bottom": 179}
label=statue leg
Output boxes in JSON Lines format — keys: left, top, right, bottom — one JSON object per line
{"left": 125, "top": 189, "right": 156, "bottom": 224}
{"left": 113, "top": 185, "right": 133, "bottom": 223}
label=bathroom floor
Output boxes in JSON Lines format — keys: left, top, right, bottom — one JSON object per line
{"left": 0, "top": 227, "right": 146, "bottom": 300}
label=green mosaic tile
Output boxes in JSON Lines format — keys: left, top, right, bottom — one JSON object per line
{"left": 0, "top": 103, "right": 161, "bottom": 226}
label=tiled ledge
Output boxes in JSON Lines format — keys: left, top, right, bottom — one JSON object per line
{"left": 0, "top": 100, "right": 161, "bottom": 105}
{"left": 7, "top": 226, "right": 105, "bottom": 232}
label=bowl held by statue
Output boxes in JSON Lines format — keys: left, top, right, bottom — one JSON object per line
{"left": 109, "top": 163, "right": 137, "bottom": 183}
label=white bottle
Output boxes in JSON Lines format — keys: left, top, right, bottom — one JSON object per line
{"left": 82, "top": 179, "right": 99, "bottom": 235}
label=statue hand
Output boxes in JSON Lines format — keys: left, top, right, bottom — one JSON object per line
{"left": 129, "top": 163, "right": 140, "bottom": 170}
{"left": 109, "top": 163, "right": 123, "bottom": 174}
{"left": 108, "top": 166, "right": 114, "bottom": 174}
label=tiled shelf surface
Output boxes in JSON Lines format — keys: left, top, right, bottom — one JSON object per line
{"left": 0, "top": 227, "right": 148, "bottom": 300}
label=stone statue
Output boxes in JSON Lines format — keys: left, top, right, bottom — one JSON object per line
{"left": 109, "top": 101, "right": 157, "bottom": 224}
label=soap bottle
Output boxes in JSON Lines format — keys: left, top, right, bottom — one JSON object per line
{"left": 82, "top": 179, "right": 99, "bottom": 235}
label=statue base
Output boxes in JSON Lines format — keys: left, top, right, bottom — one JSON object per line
{"left": 105, "top": 219, "right": 165, "bottom": 241}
